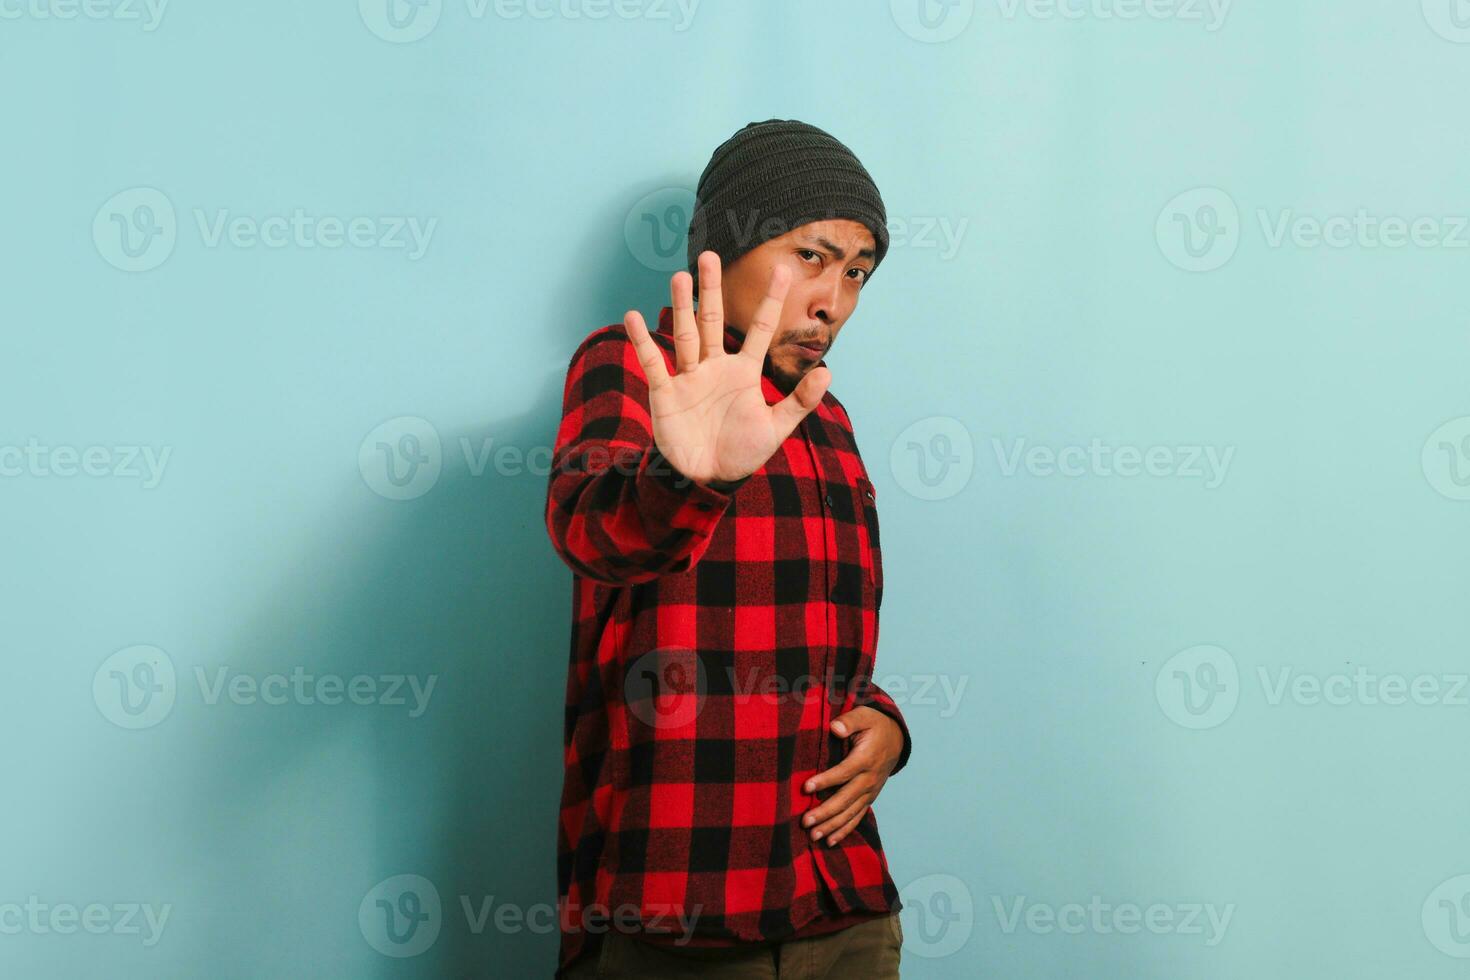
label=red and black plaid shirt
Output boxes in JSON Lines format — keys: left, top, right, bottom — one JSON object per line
{"left": 544, "top": 305, "right": 912, "bottom": 976}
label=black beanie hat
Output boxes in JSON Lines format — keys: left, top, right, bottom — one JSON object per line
{"left": 686, "top": 118, "right": 889, "bottom": 290}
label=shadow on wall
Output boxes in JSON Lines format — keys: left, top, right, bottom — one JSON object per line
{"left": 179, "top": 197, "right": 685, "bottom": 977}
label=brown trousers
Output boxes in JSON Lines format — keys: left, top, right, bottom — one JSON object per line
{"left": 562, "top": 912, "right": 903, "bottom": 979}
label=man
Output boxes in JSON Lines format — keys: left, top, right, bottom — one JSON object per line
{"left": 545, "top": 119, "right": 911, "bottom": 979}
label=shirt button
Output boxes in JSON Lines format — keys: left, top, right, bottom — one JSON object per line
{"left": 824, "top": 492, "right": 834, "bottom": 508}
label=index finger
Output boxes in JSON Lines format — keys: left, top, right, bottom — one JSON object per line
{"left": 737, "top": 263, "right": 791, "bottom": 365}
{"left": 804, "top": 751, "right": 861, "bottom": 795}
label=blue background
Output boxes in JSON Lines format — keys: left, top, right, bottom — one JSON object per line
{"left": 4, "top": 0, "right": 1470, "bottom": 976}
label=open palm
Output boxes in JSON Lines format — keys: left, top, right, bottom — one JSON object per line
{"left": 623, "top": 251, "right": 831, "bottom": 486}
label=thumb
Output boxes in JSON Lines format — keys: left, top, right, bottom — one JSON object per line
{"left": 769, "top": 366, "right": 830, "bottom": 442}
{"left": 829, "top": 706, "right": 876, "bottom": 738}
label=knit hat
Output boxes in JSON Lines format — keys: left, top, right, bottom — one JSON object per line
{"left": 686, "top": 119, "right": 889, "bottom": 290}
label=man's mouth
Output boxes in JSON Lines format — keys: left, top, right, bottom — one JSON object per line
{"left": 791, "top": 339, "right": 826, "bottom": 360}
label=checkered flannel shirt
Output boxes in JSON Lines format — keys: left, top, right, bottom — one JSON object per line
{"left": 544, "top": 305, "right": 912, "bottom": 975}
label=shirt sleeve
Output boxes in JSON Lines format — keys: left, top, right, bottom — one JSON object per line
{"left": 544, "top": 325, "right": 750, "bottom": 587}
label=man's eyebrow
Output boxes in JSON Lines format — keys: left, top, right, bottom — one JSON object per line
{"left": 800, "top": 235, "right": 876, "bottom": 263}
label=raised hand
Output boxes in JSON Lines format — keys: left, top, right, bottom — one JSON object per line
{"left": 622, "top": 251, "right": 830, "bottom": 487}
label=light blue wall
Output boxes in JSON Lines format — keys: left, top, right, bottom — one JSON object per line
{"left": 4, "top": 1, "right": 1469, "bottom": 976}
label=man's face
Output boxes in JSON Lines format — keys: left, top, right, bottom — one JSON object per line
{"left": 718, "top": 219, "right": 876, "bottom": 392}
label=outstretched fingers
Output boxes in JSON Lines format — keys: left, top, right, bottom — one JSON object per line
{"left": 624, "top": 309, "right": 671, "bottom": 393}
{"left": 737, "top": 264, "right": 791, "bottom": 367}
{"left": 670, "top": 271, "right": 700, "bottom": 374}
{"left": 769, "top": 364, "right": 830, "bottom": 443}
{"left": 695, "top": 251, "right": 726, "bottom": 360}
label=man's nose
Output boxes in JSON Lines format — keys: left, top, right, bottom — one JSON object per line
{"left": 808, "top": 270, "right": 846, "bottom": 323}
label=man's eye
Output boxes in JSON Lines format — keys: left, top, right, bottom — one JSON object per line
{"left": 797, "top": 249, "right": 821, "bottom": 263}
{"left": 849, "top": 267, "right": 869, "bottom": 282}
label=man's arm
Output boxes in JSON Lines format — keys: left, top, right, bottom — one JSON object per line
{"left": 544, "top": 326, "right": 750, "bottom": 587}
